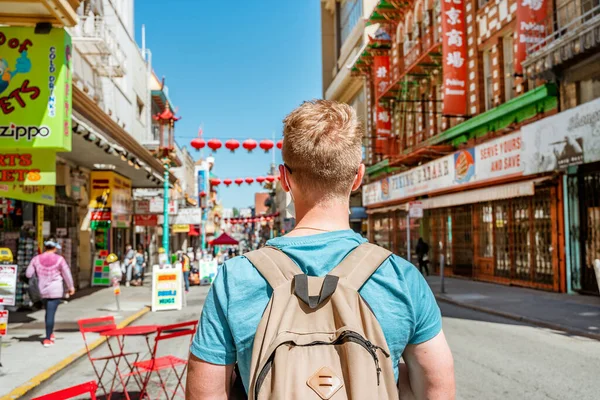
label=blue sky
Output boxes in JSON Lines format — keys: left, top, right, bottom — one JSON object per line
{"left": 135, "top": 0, "right": 322, "bottom": 209}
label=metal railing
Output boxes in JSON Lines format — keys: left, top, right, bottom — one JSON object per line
{"left": 527, "top": 0, "right": 600, "bottom": 55}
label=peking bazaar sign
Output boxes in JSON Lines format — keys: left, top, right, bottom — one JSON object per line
{"left": 0, "top": 27, "right": 72, "bottom": 151}
{"left": 442, "top": 0, "right": 468, "bottom": 115}
{"left": 515, "top": 0, "right": 547, "bottom": 74}
{"left": 373, "top": 55, "right": 391, "bottom": 101}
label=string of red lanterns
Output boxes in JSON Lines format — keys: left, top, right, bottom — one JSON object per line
{"left": 190, "top": 138, "right": 284, "bottom": 153}
{"left": 224, "top": 212, "right": 280, "bottom": 224}
{"left": 209, "top": 176, "right": 279, "bottom": 187}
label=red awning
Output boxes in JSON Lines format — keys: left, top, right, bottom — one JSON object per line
{"left": 209, "top": 233, "right": 239, "bottom": 246}
{"left": 188, "top": 225, "right": 200, "bottom": 236}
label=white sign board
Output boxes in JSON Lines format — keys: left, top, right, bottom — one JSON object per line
{"left": 522, "top": 96, "right": 600, "bottom": 175}
{"left": 0, "top": 265, "right": 18, "bottom": 306}
{"left": 171, "top": 208, "right": 202, "bottom": 225}
{"left": 151, "top": 264, "right": 183, "bottom": 312}
{"left": 149, "top": 198, "right": 164, "bottom": 214}
{"left": 408, "top": 201, "right": 424, "bottom": 218}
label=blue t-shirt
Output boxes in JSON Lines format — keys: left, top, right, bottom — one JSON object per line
{"left": 191, "top": 230, "right": 442, "bottom": 391}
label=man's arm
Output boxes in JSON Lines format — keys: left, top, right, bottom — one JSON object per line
{"left": 186, "top": 354, "right": 234, "bottom": 400}
{"left": 398, "top": 330, "right": 455, "bottom": 400}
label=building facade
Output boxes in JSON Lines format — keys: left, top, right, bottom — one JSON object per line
{"left": 338, "top": 0, "right": 600, "bottom": 295}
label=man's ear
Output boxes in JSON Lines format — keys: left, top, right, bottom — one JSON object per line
{"left": 351, "top": 164, "right": 365, "bottom": 192}
{"left": 279, "top": 164, "right": 290, "bottom": 192}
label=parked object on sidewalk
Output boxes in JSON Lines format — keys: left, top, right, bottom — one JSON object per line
{"left": 78, "top": 316, "right": 139, "bottom": 398}
{"left": 31, "top": 380, "right": 98, "bottom": 400}
{"left": 130, "top": 320, "right": 198, "bottom": 399}
{"left": 26, "top": 240, "right": 75, "bottom": 346}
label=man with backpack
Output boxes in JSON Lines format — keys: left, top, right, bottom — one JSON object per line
{"left": 187, "top": 100, "right": 455, "bottom": 399}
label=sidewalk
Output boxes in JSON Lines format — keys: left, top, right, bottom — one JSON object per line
{"left": 0, "top": 286, "right": 151, "bottom": 399}
{"left": 426, "top": 276, "right": 600, "bottom": 340}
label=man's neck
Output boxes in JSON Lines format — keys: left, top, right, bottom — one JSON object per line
{"left": 287, "top": 199, "right": 350, "bottom": 237}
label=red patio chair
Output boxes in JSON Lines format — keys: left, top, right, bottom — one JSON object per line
{"left": 32, "top": 381, "right": 98, "bottom": 400}
{"left": 132, "top": 320, "right": 199, "bottom": 399}
{"left": 78, "top": 316, "right": 138, "bottom": 397}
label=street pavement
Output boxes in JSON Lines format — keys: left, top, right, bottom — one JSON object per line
{"left": 22, "top": 277, "right": 600, "bottom": 400}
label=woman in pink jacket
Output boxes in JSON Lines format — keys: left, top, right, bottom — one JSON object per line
{"left": 26, "top": 239, "right": 75, "bottom": 347}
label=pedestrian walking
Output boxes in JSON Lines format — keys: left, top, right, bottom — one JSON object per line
{"left": 25, "top": 239, "right": 75, "bottom": 347}
{"left": 132, "top": 244, "right": 146, "bottom": 286}
{"left": 416, "top": 237, "right": 430, "bottom": 276}
{"left": 179, "top": 250, "right": 191, "bottom": 293}
{"left": 123, "top": 244, "right": 135, "bottom": 287}
{"left": 187, "top": 100, "right": 455, "bottom": 399}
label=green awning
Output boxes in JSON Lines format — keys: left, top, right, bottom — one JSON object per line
{"left": 366, "top": 0, "right": 410, "bottom": 26}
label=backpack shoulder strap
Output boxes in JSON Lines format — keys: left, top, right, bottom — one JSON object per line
{"left": 244, "top": 246, "right": 303, "bottom": 289}
{"left": 329, "top": 243, "right": 392, "bottom": 291}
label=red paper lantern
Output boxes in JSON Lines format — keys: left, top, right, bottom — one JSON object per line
{"left": 276, "top": 140, "right": 283, "bottom": 149}
{"left": 225, "top": 139, "right": 240, "bottom": 152}
{"left": 266, "top": 175, "right": 275, "bottom": 183}
{"left": 266, "top": 216, "right": 273, "bottom": 221}
{"left": 211, "top": 178, "right": 221, "bottom": 186}
{"left": 245, "top": 177, "right": 254, "bottom": 185}
{"left": 234, "top": 178, "right": 244, "bottom": 186}
{"left": 191, "top": 138, "right": 206, "bottom": 150}
{"left": 243, "top": 139, "right": 257, "bottom": 152}
{"left": 259, "top": 139, "right": 274, "bottom": 153}
{"left": 207, "top": 139, "right": 222, "bottom": 152}
{"left": 223, "top": 178, "right": 233, "bottom": 186}
{"left": 199, "top": 191, "right": 206, "bottom": 198}
{"left": 256, "top": 176, "right": 266, "bottom": 184}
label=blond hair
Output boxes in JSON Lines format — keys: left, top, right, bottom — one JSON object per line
{"left": 282, "top": 100, "right": 363, "bottom": 199}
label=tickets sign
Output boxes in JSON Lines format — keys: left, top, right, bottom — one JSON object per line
{"left": 0, "top": 27, "right": 72, "bottom": 151}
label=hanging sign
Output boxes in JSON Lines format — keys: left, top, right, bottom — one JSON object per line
{"left": 515, "top": 0, "right": 547, "bottom": 74}
{"left": 375, "top": 105, "right": 392, "bottom": 136}
{"left": 373, "top": 55, "right": 391, "bottom": 101}
{"left": 441, "top": 0, "right": 468, "bottom": 115}
{"left": 0, "top": 184, "right": 54, "bottom": 205}
{"left": 408, "top": 201, "right": 424, "bottom": 218}
{"left": 134, "top": 199, "right": 150, "bottom": 214}
{"left": 0, "top": 265, "right": 17, "bottom": 306}
{"left": 134, "top": 214, "right": 158, "bottom": 226}
{"left": 0, "top": 27, "right": 72, "bottom": 151}
{"left": 0, "top": 150, "right": 56, "bottom": 185}
{"left": 152, "top": 264, "right": 183, "bottom": 312}
{"left": 171, "top": 208, "right": 202, "bottom": 225}
{"left": 172, "top": 224, "right": 190, "bottom": 233}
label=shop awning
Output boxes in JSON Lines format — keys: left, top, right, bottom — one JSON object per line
{"left": 188, "top": 225, "right": 200, "bottom": 236}
{"left": 209, "top": 233, "right": 239, "bottom": 246}
{"left": 367, "top": 178, "right": 547, "bottom": 214}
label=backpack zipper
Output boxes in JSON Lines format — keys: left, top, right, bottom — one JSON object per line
{"left": 254, "top": 330, "right": 389, "bottom": 398}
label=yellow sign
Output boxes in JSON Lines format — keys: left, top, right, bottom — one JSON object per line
{"left": 0, "top": 184, "right": 54, "bottom": 205}
{"left": 89, "top": 171, "right": 132, "bottom": 214}
{"left": 0, "top": 27, "right": 72, "bottom": 151}
{"left": 172, "top": 224, "right": 189, "bottom": 233}
{"left": 0, "top": 150, "right": 56, "bottom": 185}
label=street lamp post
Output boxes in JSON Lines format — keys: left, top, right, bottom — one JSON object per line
{"left": 163, "top": 164, "right": 170, "bottom": 259}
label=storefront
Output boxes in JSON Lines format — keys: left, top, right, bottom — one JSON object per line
{"left": 0, "top": 26, "right": 73, "bottom": 306}
{"left": 520, "top": 97, "right": 600, "bottom": 295}
{"left": 364, "top": 131, "right": 564, "bottom": 292}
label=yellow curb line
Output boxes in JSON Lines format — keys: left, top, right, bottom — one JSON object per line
{"left": 2, "top": 306, "right": 150, "bottom": 400}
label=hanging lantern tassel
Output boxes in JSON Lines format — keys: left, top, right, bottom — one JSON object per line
{"left": 260, "top": 139, "right": 274, "bottom": 153}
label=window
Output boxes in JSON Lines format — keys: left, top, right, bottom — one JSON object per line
{"left": 478, "top": 0, "right": 491, "bottom": 8}
{"left": 479, "top": 204, "right": 494, "bottom": 258}
{"left": 337, "top": 0, "right": 362, "bottom": 52}
{"left": 503, "top": 35, "right": 515, "bottom": 102}
{"left": 579, "top": 78, "right": 600, "bottom": 105}
{"left": 483, "top": 50, "right": 494, "bottom": 110}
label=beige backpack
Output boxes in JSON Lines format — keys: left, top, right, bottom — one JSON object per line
{"left": 244, "top": 243, "right": 399, "bottom": 400}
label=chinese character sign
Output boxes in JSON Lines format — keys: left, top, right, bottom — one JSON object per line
{"left": 375, "top": 105, "right": 392, "bottom": 136}
{"left": 442, "top": 0, "right": 468, "bottom": 115}
{"left": 0, "top": 27, "right": 72, "bottom": 151}
{"left": 372, "top": 55, "right": 390, "bottom": 101}
{"left": 515, "top": 0, "right": 547, "bottom": 74}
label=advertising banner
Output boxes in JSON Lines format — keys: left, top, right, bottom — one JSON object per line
{"left": 152, "top": 264, "right": 183, "bottom": 312}
{"left": 172, "top": 224, "right": 190, "bottom": 233}
{"left": 134, "top": 199, "right": 150, "bottom": 214}
{"left": 375, "top": 105, "right": 392, "bottom": 136}
{"left": 0, "top": 184, "right": 54, "bottom": 205}
{"left": 373, "top": 55, "right": 391, "bottom": 101}
{"left": 522, "top": 97, "right": 600, "bottom": 175}
{"left": 441, "top": 0, "right": 468, "bottom": 115}
{"left": 92, "top": 250, "right": 110, "bottom": 286}
{"left": 89, "top": 172, "right": 132, "bottom": 226}
{"left": 0, "top": 265, "right": 17, "bottom": 306}
{"left": 0, "top": 310, "right": 7, "bottom": 337}
{"left": 171, "top": 208, "right": 202, "bottom": 225}
{"left": 134, "top": 214, "right": 158, "bottom": 226}
{"left": 515, "top": 0, "right": 547, "bottom": 74}
{"left": 0, "top": 27, "right": 72, "bottom": 151}
{"left": 363, "top": 132, "right": 525, "bottom": 207}
{"left": 0, "top": 150, "right": 56, "bottom": 185}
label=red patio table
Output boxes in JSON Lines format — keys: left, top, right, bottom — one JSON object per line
{"left": 101, "top": 325, "right": 158, "bottom": 400}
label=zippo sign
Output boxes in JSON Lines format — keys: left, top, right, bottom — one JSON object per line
{"left": 0, "top": 27, "right": 72, "bottom": 151}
